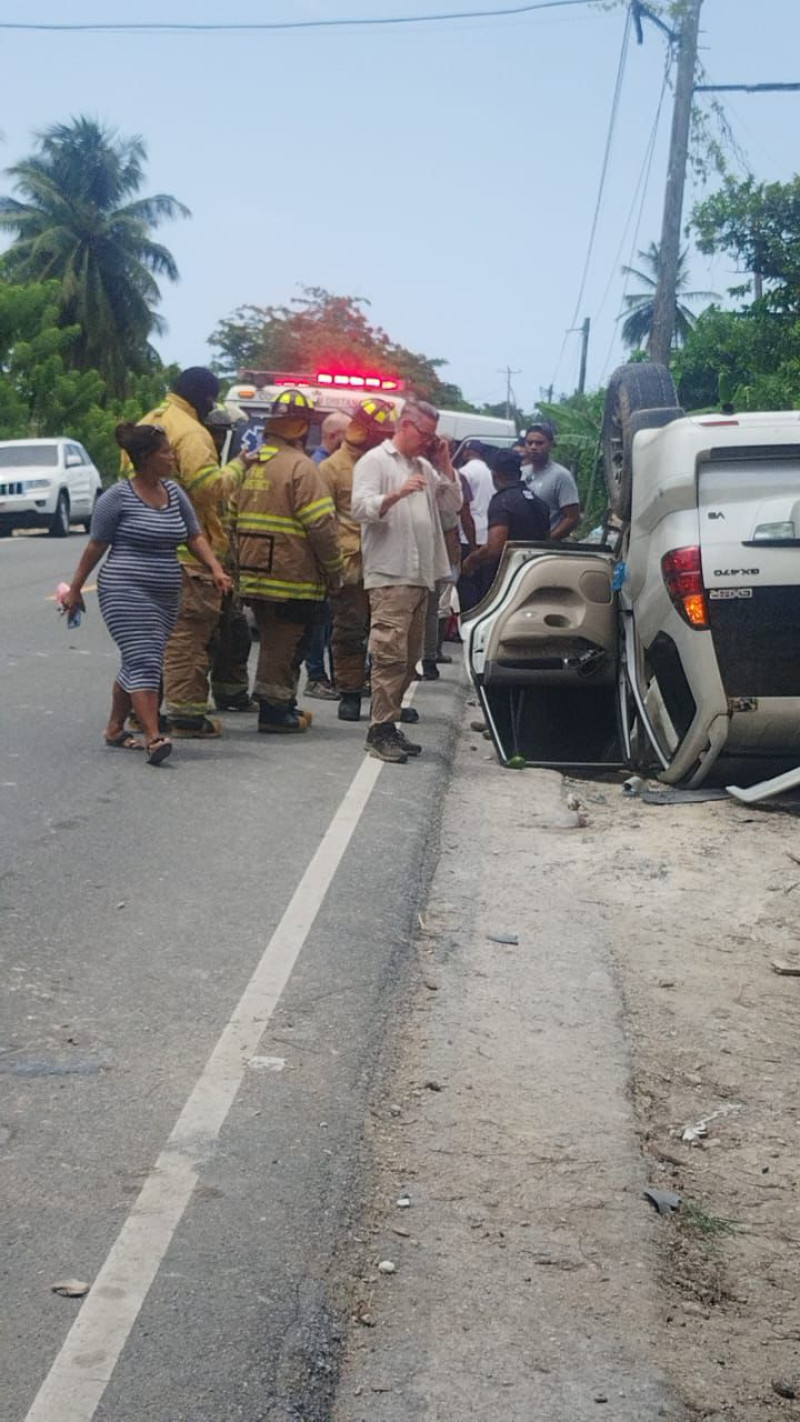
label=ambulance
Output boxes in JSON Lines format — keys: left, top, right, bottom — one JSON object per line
{"left": 223, "top": 369, "right": 517, "bottom": 454}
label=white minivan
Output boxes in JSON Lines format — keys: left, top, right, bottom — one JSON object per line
{"left": 0, "top": 438, "right": 103, "bottom": 537}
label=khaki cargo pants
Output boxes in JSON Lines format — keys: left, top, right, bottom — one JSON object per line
{"left": 164, "top": 569, "right": 222, "bottom": 718}
{"left": 367, "top": 584, "right": 428, "bottom": 727}
{"left": 331, "top": 584, "right": 370, "bottom": 693}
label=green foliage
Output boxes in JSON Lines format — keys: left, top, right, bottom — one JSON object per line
{"left": 210, "top": 286, "right": 477, "bottom": 410}
{"left": 0, "top": 116, "right": 188, "bottom": 395}
{"left": 674, "top": 307, "right": 800, "bottom": 411}
{"left": 0, "top": 274, "right": 175, "bottom": 480}
{"left": 620, "top": 242, "right": 716, "bottom": 351}
{"left": 693, "top": 175, "right": 800, "bottom": 315}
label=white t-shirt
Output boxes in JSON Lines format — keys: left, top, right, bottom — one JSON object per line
{"left": 460, "top": 458, "right": 494, "bottom": 544}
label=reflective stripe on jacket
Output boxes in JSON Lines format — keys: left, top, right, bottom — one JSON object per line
{"left": 230, "top": 437, "right": 343, "bottom": 602}
{"left": 318, "top": 440, "right": 363, "bottom": 586}
{"left": 136, "top": 393, "right": 245, "bottom": 565}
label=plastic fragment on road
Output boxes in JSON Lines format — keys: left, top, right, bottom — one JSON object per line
{"left": 247, "top": 1056, "right": 286, "bottom": 1071}
{"left": 681, "top": 1102, "right": 743, "bottom": 1145}
{"left": 486, "top": 932, "right": 519, "bottom": 945}
{"left": 622, "top": 775, "right": 644, "bottom": 797}
{"left": 51, "top": 1279, "right": 90, "bottom": 1297}
{"left": 643, "top": 1188, "right": 682, "bottom": 1215}
{"left": 396, "top": 1195, "right": 411, "bottom": 1208}
{"left": 727, "top": 762, "right": 800, "bottom": 804}
{"left": 641, "top": 787, "right": 729, "bottom": 804}
{"left": 772, "top": 961, "right": 800, "bottom": 977}
{"left": 377, "top": 1260, "right": 396, "bottom": 1274}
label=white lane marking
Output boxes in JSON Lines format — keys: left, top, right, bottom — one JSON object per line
{"left": 24, "top": 748, "right": 390, "bottom": 1422}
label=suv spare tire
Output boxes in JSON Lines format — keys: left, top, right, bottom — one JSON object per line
{"left": 602, "top": 362, "right": 682, "bottom": 521}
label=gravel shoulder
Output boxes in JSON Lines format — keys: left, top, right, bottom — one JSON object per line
{"left": 334, "top": 702, "right": 800, "bottom": 1421}
{"left": 334, "top": 715, "right": 679, "bottom": 1421}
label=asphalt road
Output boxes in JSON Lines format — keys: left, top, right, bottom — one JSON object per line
{"left": 1, "top": 531, "right": 462, "bottom": 1422}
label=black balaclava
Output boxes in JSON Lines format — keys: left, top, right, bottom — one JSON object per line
{"left": 172, "top": 367, "right": 220, "bottom": 420}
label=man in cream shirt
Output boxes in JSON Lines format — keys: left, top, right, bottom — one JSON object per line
{"left": 351, "top": 399, "right": 462, "bottom": 763}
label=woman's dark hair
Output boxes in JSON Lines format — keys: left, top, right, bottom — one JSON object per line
{"left": 115, "top": 421, "right": 168, "bottom": 472}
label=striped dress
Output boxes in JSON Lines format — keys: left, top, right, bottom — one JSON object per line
{"left": 91, "top": 479, "right": 201, "bottom": 692}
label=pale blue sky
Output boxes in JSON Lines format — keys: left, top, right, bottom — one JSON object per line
{"left": 1, "top": 0, "right": 798, "bottom": 409}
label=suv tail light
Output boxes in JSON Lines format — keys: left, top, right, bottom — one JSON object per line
{"left": 661, "top": 546, "right": 709, "bottom": 629}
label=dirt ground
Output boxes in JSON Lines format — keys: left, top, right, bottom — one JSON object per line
{"left": 579, "top": 768, "right": 800, "bottom": 1418}
{"left": 334, "top": 705, "right": 800, "bottom": 1421}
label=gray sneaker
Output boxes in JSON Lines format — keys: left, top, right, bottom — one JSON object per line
{"left": 305, "top": 678, "right": 339, "bottom": 701}
{"left": 366, "top": 724, "right": 408, "bottom": 763}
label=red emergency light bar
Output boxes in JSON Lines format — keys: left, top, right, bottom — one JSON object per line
{"left": 238, "top": 369, "right": 404, "bottom": 393}
{"left": 316, "top": 371, "right": 404, "bottom": 392}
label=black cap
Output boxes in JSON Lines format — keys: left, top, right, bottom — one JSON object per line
{"left": 525, "top": 420, "right": 556, "bottom": 442}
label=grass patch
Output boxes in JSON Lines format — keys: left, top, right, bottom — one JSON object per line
{"left": 681, "top": 1199, "right": 738, "bottom": 1239}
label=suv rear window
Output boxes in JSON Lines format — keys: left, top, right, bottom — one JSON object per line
{"left": 0, "top": 444, "right": 59, "bottom": 468}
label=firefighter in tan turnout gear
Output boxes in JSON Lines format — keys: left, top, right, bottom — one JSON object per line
{"left": 318, "top": 397, "right": 396, "bottom": 722}
{"left": 230, "top": 390, "right": 344, "bottom": 734}
{"left": 136, "top": 367, "right": 248, "bottom": 737}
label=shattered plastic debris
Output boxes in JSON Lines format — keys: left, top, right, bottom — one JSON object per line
{"left": 622, "top": 776, "right": 645, "bottom": 797}
{"left": 377, "top": 1260, "right": 396, "bottom": 1275}
{"left": 681, "top": 1103, "right": 743, "bottom": 1145}
{"left": 487, "top": 932, "right": 519, "bottom": 945}
{"left": 396, "top": 1195, "right": 411, "bottom": 1208}
{"left": 248, "top": 1056, "right": 286, "bottom": 1072}
{"left": 51, "top": 1279, "right": 90, "bottom": 1297}
{"left": 641, "top": 787, "right": 728, "bottom": 804}
{"left": 772, "top": 960, "right": 800, "bottom": 977}
{"left": 643, "top": 1188, "right": 682, "bottom": 1215}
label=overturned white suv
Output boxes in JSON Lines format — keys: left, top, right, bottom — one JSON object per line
{"left": 463, "top": 363, "right": 800, "bottom": 787}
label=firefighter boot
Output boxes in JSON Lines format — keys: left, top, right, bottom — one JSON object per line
{"left": 257, "top": 698, "right": 310, "bottom": 734}
{"left": 338, "top": 693, "right": 362, "bottom": 722}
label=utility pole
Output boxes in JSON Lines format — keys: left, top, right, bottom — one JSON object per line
{"left": 650, "top": 0, "right": 704, "bottom": 365}
{"left": 577, "top": 317, "right": 590, "bottom": 395}
{"left": 497, "top": 366, "right": 521, "bottom": 420}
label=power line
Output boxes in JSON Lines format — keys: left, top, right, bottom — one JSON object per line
{"left": 0, "top": 1, "right": 595, "bottom": 35}
{"left": 594, "top": 53, "right": 670, "bottom": 325}
{"left": 598, "top": 50, "right": 671, "bottom": 380}
{"left": 549, "top": 4, "right": 633, "bottom": 394}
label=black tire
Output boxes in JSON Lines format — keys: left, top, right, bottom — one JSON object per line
{"left": 602, "top": 362, "right": 681, "bottom": 521}
{"left": 0, "top": 520, "right": 12, "bottom": 538}
{"left": 83, "top": 492, "right": 100, "bottom": 533}
{"left": 49, "top": 490, "right": 70, "bottom": 538}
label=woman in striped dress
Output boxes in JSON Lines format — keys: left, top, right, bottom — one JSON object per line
{"left": 63, "top": 423, "right": 231, "bottom": 766}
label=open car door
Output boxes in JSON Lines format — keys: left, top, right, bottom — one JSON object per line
{"left": 462, "top": 542, "right": 624, "bottom": 769}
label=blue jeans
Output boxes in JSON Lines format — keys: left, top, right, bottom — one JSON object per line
{"left": 304, "top": 600, "right": 333, "bottom": 681}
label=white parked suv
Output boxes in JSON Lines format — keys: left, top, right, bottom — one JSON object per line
{"left": 0, "top": 438, "right": 103, "bottom": 537}
{"left": 464, "top": 362, "right": 800, "bottom": 787}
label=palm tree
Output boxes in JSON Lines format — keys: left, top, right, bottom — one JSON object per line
{"left": 619, "top": 242, "right": 716, "bottom": 352}
{"left": 0, "top": 117, "right": 189, "bottom": 393}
